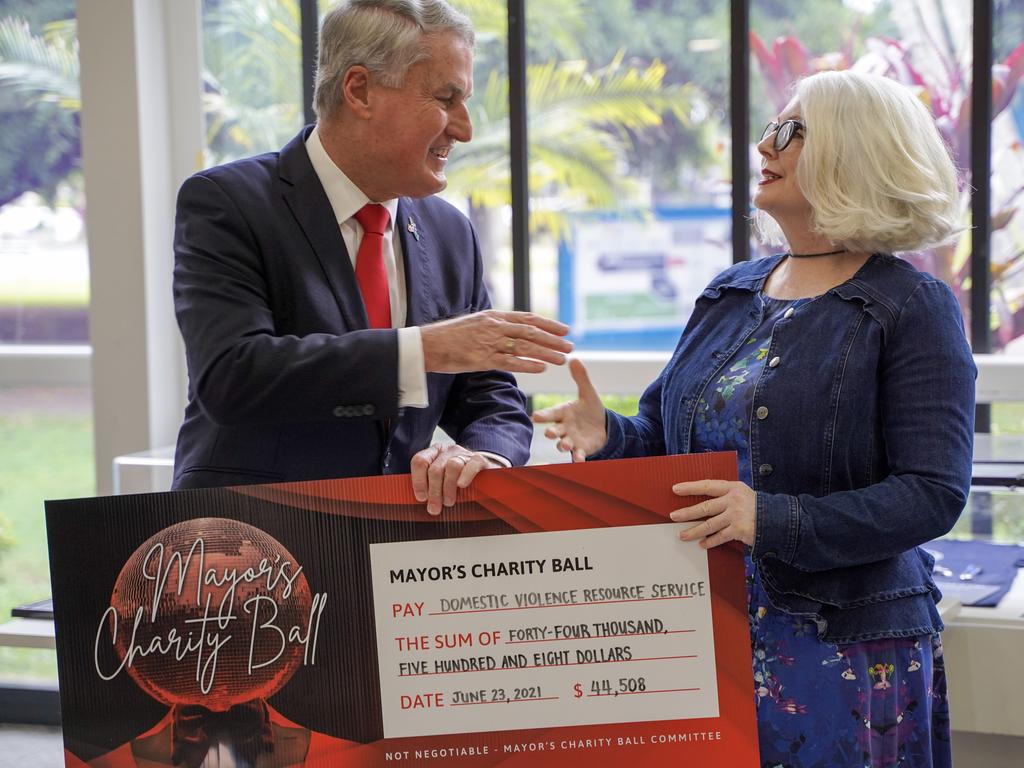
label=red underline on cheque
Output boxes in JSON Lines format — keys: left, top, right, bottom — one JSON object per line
{"left": 450, "top": 696, "right": 561, "bottom": 706}
{"left": 588, "top": 688, "right": 700, "bottom": 697}
{"left": 507, "top": 629, "right": 696, "bottom": 645}
{"left": 397, "top": 655, "right": 699, "bottom": 677}
{"left": 428, "top": 595, "right": 694, "bottom": 616}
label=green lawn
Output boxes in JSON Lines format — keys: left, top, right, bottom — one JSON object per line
{"left": 992, "top": 402, "right": 1024, "bottom": 435}
{"left": 0, "top": 401, "right": 94, "bottom": 681}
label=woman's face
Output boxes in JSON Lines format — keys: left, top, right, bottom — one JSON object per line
{"left": 753, "top": 97, "right": 812, "bottom": 225}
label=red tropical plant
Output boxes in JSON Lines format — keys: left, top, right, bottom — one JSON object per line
{"left": 750, "top": 30, "right": 1024, "bottom": 348}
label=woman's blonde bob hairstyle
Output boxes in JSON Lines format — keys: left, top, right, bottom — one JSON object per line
{"left": 757, "top": 70, "right": 962, "bottom": 254}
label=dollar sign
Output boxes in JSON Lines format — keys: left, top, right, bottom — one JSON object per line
{"left": 573, "top": 683, "right": 583, "bottom": 699}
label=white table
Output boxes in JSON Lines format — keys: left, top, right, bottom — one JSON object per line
{"left": 0, "top": 618, "right": 55, "bottom": 650}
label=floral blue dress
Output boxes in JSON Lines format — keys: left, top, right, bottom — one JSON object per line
{"left": 692, "top": 293, "right": 952, "bottom": 768}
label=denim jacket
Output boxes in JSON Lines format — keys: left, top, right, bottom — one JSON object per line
{"left": 592, "top": 254, "right": 976, "bottom": 644}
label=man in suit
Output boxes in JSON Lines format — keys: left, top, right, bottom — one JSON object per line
{"left": 171, "top": 0, "right": 571, "bottom": 514}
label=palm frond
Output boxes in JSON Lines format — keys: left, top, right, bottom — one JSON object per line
{"left": 448, "top": 49, "right": 699, "bottom": 218}
{"left": 205, "top": 0, "right": 302, "bottom": 102}
{"left": 528, "top": 55, "right": 695, "bottom": 129}
{"left": 0, "top": 16, "right": 80, "bottom": 108}
{"left": 203, "top": 89, "right": 302, "bottom": 162}
{"left": 450, "top": 0, "right": 587, "bottom": 56}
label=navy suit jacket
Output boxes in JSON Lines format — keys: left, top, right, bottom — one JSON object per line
{"left": 171, "top": 127, "right": 531, "bottom": 489}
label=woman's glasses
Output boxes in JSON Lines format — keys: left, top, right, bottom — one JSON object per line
{"left": 760, "top": 119, "right": 805, "bottom": 152}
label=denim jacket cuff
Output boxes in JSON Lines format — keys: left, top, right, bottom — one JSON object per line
{"left": 587, "top": 410, "right": 625, "bottom": 461}
{"left": 753, "top": 491, "right": 800, "bottom": 565}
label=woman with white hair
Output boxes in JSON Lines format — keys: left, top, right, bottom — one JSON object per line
{"left": 536, "top": 70, "right": 974, "bottom": 767}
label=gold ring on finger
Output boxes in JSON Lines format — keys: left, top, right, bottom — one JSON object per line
{"left": 504, "top": 337, "right": 516, "bottom": 352}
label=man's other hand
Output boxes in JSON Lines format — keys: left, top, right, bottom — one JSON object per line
{"left": 410, "top": 443, "right": 500, "bottom": 516}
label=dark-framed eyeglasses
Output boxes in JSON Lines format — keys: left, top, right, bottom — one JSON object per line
{"left": 760, "top": 119, "right": 805, "bottom": 152}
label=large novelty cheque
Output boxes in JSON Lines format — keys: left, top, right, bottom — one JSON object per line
{"left": 46, "top": 453, "right": 759, "bottom": 767}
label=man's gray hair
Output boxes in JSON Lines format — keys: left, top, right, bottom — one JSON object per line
{"left": 314, "top": 0, "right": 475, "bottom": 120}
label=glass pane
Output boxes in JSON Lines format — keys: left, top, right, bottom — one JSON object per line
{"left": 0, "top": 0, "right": 93, "bottom": 683}
{"left": 0, "top": 0, "right": 93, "bottom": 684}
{"left": 0, "top": 1, "right": 88, "bottom": 344}
{"left": 526, "top": 0, "right": 732, "bottom": 350}
{"left": 0, "top": 386, "right": 94, "bottom": 682}
{"left": 991, "top": 0, "right": 1024, "bottom": 435}
{"left": 750, "top": 0, "right": 973, "bottom": 324}
{"left": 445, "top": 1, "right": 513, "bottom": 310}
{"left": 991, "top": 0, "right": 1024, "bottom": 356}
{"left": 201, "top": 0, "right": 304, "bottom": 164}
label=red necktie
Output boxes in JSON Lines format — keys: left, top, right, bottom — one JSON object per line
{"left": 354, "top": 203, "right": 392, "bottom": 329}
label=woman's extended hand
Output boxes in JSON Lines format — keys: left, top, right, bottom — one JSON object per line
{"left": 531, "top": 359, "right": 608, "bottom": 462}
{"left": 670, "top": 479, "right": 757, "bottom": 548}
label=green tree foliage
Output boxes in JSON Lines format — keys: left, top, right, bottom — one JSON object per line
{"left": 464, "top": 0, "right": 727, "bottom": 203}
{"left": 566, "top": 0, "right": 730, "bottom": 200}
{"left": 446, "top": 51, "right": 698, "bottom": 217}
{"left": 0, "top": 6, "right": 79, "bottom": 207}
{"left": 448, "top": 0, "right": 704, "bottom": 222}
{"left": 749, "top": 0, "right": 897, "bottom": 131}
{"left": 202, "top": 0, "right": 304, "bottom": 161}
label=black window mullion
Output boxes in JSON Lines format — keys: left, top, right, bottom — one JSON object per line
{"left": 971, "top": 0, "right": 993, "bottom": 432}
{"left": 731, "top": 0, "right": 750, "bottom": 264}
{"left": 508, "top": 0, "right": 530, "bottom": 312}
{"left": 300, "top": 0, "right": 318, "bottom": 126}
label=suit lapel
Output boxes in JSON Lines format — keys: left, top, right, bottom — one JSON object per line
{"left": 278, "top": 127, "right": 368, "bottom": 330}
{"left": 396, "top": 198, "right": 430, "bottom": 327}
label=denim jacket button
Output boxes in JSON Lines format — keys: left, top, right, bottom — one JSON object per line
{"left": 783, "top": 307, "right": 795, "bottom": 319}
{"left": 756, "top": 406, "right": 769, "bottom": 420}
{"left": 758, "top": 463, "right": 773, "bottom": 476}
{"left": 768, "top": 356, "right": 781, "bottom": 368}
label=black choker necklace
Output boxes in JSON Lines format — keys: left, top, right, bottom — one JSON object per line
{"left": 788, "top": 248, "right": 847, "bottom": 258}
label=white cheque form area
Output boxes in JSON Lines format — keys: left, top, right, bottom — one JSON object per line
{"left": 370, "top": 524, "right": 719, "bottom": 738}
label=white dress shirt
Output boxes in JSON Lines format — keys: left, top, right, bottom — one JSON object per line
{"left": 200, "top": 741, "right": 239, "bottom": 768}
{"left": 305, "top": 126, "right": 428, "bottom": 408}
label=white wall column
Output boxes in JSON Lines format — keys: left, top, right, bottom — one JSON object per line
{"left": 77, "top": 0, "right": 202, "bottom": 494}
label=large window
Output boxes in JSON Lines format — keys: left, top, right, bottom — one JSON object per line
{"left": 0, "top": 0, "right": 87, "bottom": 345}
{"left": 225, "top": 1, "right": 1023, "bottom": 377}
{"left": 526, "top": 0, "right": 731, "bottom": 350}
{"left": 276, "top": 0, "right": 1023, "bottom": 426}
{"left": 0, "top": 0, "right": 91, "bottom": 683}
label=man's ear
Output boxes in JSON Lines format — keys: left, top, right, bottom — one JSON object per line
{"left": 342, "top": 65, "right": 373, "bottom": 119}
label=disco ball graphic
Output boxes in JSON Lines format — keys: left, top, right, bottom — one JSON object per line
{"left": 107, "top": 517, "right": 313, "bottom": 708}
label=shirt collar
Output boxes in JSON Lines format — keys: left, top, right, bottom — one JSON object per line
{"left": 306, "top": 124, "right": 399, "bottom": 229}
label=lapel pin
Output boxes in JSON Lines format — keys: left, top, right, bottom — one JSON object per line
{"left": 407, "top": 217, "right": 420, "bottom": 242}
